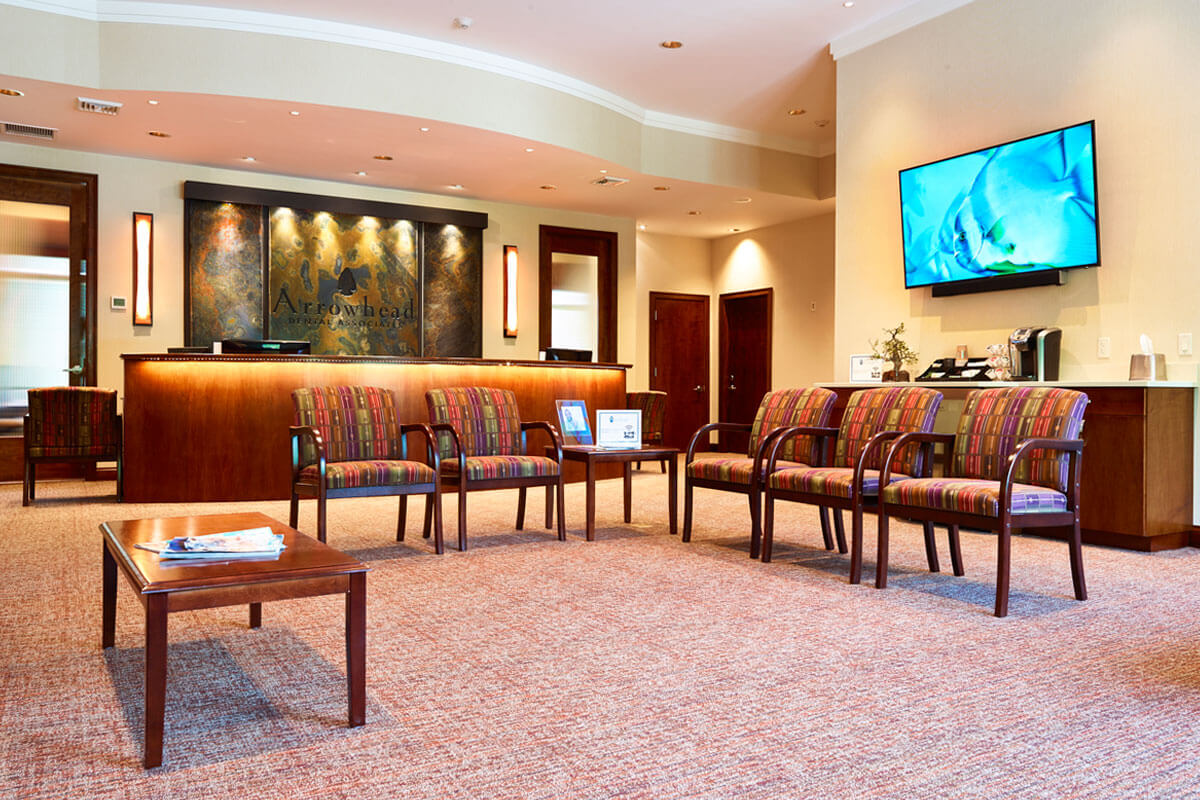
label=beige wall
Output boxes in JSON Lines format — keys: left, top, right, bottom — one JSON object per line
{"left": 711, "top": 214, "right": 836, "bottom": 397}
{"left": 834, "top": 0, "right": 1200, "bottom": 382}
{"left": 0, "top": 140, "right": 637, "bottom": 403}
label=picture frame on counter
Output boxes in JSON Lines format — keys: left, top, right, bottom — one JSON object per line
{"left": 849, "top": 354, "right": 885, "bottom": 383}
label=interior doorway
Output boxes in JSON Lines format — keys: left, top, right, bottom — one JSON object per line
{"left": 718, "top": 288, "right": 773, "bottom": 452}
{"left": 538, "top": 225, "right": 617, "bottom": 362}
{"left": 648, "top": 292, "right": 709, "bottom": 449}
{"left": 0, "top": 164, "right": 98, "bottom": 481}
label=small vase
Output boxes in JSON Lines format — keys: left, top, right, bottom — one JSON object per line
{"left": 882, "top": 369, "right": 910, "bottom": 382}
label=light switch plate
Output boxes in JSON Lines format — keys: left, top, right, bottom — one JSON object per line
{"left": 1097, "top": 336, "right": 1111, "bottom": 359}
{"left": 1180, "top": 333, "right": 1193, "bottom": 356}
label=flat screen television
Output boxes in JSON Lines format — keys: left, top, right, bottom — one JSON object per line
{"left": 899, "top": 121, "right": 1099, "bottom": 296}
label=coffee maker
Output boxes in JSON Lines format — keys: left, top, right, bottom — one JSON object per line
{"left": 1008, "top": 327, "right": 1062, "bottom": 381}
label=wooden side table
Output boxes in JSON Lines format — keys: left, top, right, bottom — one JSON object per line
{"left": 548, "top": 445, "right": 679, "bottom": 540}
{"left": 100, "top": 511, "right": 368, "bottom": 768}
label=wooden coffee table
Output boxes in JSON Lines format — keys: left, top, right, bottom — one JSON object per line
{"left": 548, "top": 445, "right": 679, "bottom": 540}
{"left": 100, "top": 511, "right": 368, "bottom": 768}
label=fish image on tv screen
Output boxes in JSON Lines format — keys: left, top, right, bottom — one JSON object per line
{"left": 899, "top": 121, "right": 1099, "bottom": 290}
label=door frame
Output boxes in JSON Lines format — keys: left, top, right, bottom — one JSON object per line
{"left": 718, "top": 287, "right": 773, "bottom": 442}
{"left": 538, "top": 225, "right": 618, "bottom": 362}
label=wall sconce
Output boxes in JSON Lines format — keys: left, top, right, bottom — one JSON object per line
{"left": 503, "top": 244, "right": 518, "bottom": 338}
{"left": 132, "top": 212, "right": 153, "bottom": 326}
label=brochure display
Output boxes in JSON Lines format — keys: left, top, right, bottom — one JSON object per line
{"left": 596, "top": 409, "right": 642, "bottom": 449}
{"left": 555, "top": 399, "right": 593, "bottom": 445}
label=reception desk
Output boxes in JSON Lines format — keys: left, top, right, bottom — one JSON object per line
{"left": 122, "top": 354, "right": 628, "bottom": 502}
{"left": 820, "top": 381, "right": 1195, "bottom": 551}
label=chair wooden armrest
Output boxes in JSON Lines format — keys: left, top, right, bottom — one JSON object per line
{"left": 880, "top": 431, "right": 956, "bottom": 485}
{"left": 400, "top": 422, "right": 441, "bottom": 471}
{"left": 521, "top": 420, "right": 563, "bottom": 461}
{"left": 685, "top": 421, "right": 752, "bottom": 463}
{"left": 429, "top": 422, "right": 466, "bottom": 472}
{"left": 764, "top": 425, "right": 840, "bottom": 472}
{"left": 1000, "top": 437, "right": 1085, "bottom": 510}
{"left": 289, "top": 425, "right": 326, "bottom": 481}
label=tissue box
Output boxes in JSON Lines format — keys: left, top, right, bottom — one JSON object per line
{"left": 1129, "top": 353, "right": 1166, "bottom": 381}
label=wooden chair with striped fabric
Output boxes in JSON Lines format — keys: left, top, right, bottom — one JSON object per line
{"left": 23, "top": 386, "right": 123, "bottom": 505}
{"left": 682, "top": 387, "right": 837, "bottom": 558}
{"left": 877, "top": 386, "right": 1088, "bottom": 617}
{"left": 425, "top": 386, "right": 565, "bottom": 551}
{"left": 761, "top": 386, "right": 944, "bottom": 585}
{"left": 626, "top": 390, "right": 668, "bottom": 471}
{"left": 290, "top": 385, "right": 443, "bottom": 552}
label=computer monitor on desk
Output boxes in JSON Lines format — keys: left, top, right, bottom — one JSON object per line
{"left": 544, "top": 347, "right": 592, "bottom": 362}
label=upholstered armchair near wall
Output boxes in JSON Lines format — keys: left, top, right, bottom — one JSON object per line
{"left": 626, "top": 390, "right": 667, "bottom": 471}
{"left": 762, "top": 386, "right": 944, "bottom": 584}
{"left": 877, "top": 386, "right": 1088, "bottom": 617}
{"left": 425, "top": 386, "right": 565, "bottom": 551}
{"left": 290, "top": 385, "right": 443, "bottom": 552}
{"left": 23, "top": 386, "right": 123, "bottom": 505}
{"left": 682, "top": 387, "right": 836, "bottom": 557}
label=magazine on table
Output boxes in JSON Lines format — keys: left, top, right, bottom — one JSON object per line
{"left": 555, "top": 399, "right": 594, "bottom": 446}
{"left": 135, "top": 526, "right": 286, "bottom": 559}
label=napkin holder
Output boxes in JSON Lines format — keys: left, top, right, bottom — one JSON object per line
{"left": 1129, "top": 353, "right": 1166, "bottom": 381}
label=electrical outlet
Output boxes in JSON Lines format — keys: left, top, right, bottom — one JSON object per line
{"left": 1097, "top": 336, "right": 1111, "bottom": 359}
{"left": 1180, "top": 333, "right": 1193, "bottom": 356}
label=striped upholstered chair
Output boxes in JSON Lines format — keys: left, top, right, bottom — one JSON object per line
{"left": 877, "top": 386, "right": 1088, "bottom": 617}
{"left": 425, "top": 387, "right": 565, "bottom": 551}
{"left": 682, "top": 387, "right": 836, "bottom": 557}
{"left": 626, "top": 390, "right": 668, "bottom": 471}
{"left": 23, "top": 386, "right": 123, "bottom": 505}
{"left": 762, "top": 386, "right": 944, "bottom": 584}
{"left": 290, "top": 386, "right": 443, "bottom": 551}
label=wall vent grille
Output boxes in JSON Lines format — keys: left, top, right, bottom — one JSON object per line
{"left": 1, "top": 122, "right": 57, "bottom": 140}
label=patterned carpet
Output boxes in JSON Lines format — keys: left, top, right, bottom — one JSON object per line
{"left": 3, "top": 470, "right": 1200, "bottom": 799}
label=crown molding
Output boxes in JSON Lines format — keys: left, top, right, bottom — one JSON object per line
{"left": 830, "top": 0, "right": 978, "bottom": 60}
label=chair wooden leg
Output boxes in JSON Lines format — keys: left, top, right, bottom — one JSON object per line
{"left": 832, "top": 509, "right": 848, "bottom": 554}
{"left": 761, "top": 493, "right": 775, "bottom": 562}
{"left": 116, "top": 456, "right": 123, "bottom": 503}
{"left": 422, "top": 496, "right": 433, "bottom": 538}
{"left": 22, "top": 461, "right": 32, "bottom": 506}
{"left": 396, "top": 495, "right": 408, "bottom": 542}
{"left": 1068, "top": 520, "right": 1087, "bottom": 601}
{"left": 544, "top": 485, "right": 554, "bottom": 529}
{"left": 289, "top": 490, "right": 300, "bottom": 528}
{"left": 682, "top": 480, "right": 694, "bottom": 542}
{"left": 317, "top": 493, "right": 328, "bottom": 544}
{"left": 995, "top": 523, "right": 1012, "bottom": 617}
{"left": 818, "top": 507, "right": 834, "bottom": 551}
{"left": 876, "top": 511, "right": 890, "bottom": 589}
{"left": 923, "top": 522, "right": 940, "bottom": 573}
{"left": 659, "top": 460, "right": 666, "bottom": 474}
{"left": 849, "top": 505, "right": 864, "bottom": 584}
{"left": 431, "top": 491, "right": 444, "bottom": 555}
{"left": 748, "top": 491, "right": 763, "bottom": 558}
{"left": 555, "top": 478, "right": 566, "bottom": 541}
{"left": 457, "top": 486, "right": 468, "bottom": 551}
{"left": 516, "top": 487, "right": 527, "bottom": 530}
{"left": 948, "top": 524, "right": 964, "bottom": 576}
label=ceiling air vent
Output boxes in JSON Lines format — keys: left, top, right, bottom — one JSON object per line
{"left": 591, "top": 175, "right": 629, "bottom": 186}
{"left": 1, "top": 121, "right": 57, "bottom": 140}
{"left": 77, "top": 96, "right": 123, "bottom": 116}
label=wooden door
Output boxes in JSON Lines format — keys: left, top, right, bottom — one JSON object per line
{"left": 649, "top": 292, "right": 709, "bottom": 449}
{"left": 718, "top": 288, "right": 772, "bottom": 452}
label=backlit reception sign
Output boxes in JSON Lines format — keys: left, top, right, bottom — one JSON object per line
{"left": 184, "top": 182, "right": 485, "bottom": 357}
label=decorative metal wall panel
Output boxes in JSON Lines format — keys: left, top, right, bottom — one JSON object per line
{"left": 423, "top": 224, "right": 482, "bottom": 357}
{"left": 185, "top": 200, "right": 263, "bottom": 348}
{"left": 267, "top": 209, "right": 420, "bottom": 355}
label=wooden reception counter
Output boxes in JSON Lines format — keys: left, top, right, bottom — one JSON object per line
{"left": 820, "top": 381, "right": 1195, "bottom": 551}
{"left": 122, "top": 354, "right": 628, "bottom": 502}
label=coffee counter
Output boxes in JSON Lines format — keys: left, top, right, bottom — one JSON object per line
{"left": 819, "top": 381, "right": 1196, "bottom": 551}
{"left": 122, "top": 354, "right": 628, "bottom": 502}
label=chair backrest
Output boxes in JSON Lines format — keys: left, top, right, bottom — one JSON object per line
{"left": 626, "top": 391, "right": 667, "bottom": 440}
{"left": 951, "top": 386, "right": 1088, "bottom": 491}
{"left": 25, "top": 387, "right": 119, "bottom": 458}
{"left": 834, "top": 386, "right": 944, "bottom": 472}
{"left": 291, "top": 386, "right": 401, "bottom": 466}
{"left": 425, "top": 387, "right": 524, "bottom": 459}
{"left": 747, "top": 388, "right": 837, "bottom": 463}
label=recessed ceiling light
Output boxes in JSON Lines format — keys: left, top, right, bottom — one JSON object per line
{"left": 241, "top": 156, "right": 256, "bottom": 162}
{"left": 660, "top": 41, "right": 683, "bottom": 49}
{"left": 539, "top": 184, "right": 557, "bottom": 190}
{"left": 729, "top": 228, "right": 742, "bottom": 233}
{"left": 814, "top": 119, "right": 831, "bottom": 127}
{"left": 0, "top": 88, "right": 25, "bottom": 97}
{"left": 599, "top": 169, "right": 608, "bottom": 174}
{"left": 687, "top": 210, "right": 701, "bottom": 216}
{"left": 524, "top": 147, "right": 535, "bottom": 153}
{"left": 147, "top": 130, "right": 170, "bottom": 137}
{"left": 355, "top": 170, "right": 367, "bottom": 176}
{"left": 289, "top": 110, "right": 301, "bottom": 117}
{"left": 373, "top": 154, "right": 393, "bottom": 161}
{"left": 147, "top": 99, "right": 159, "bottom": 106}
{"left": 453, "top": 16, "right": 473, "bottom": 29}
{"left": 843, "top": 1, "right": 855, "bottom": 7}
{"left": 448, "top": 184, "right": 464, "bottom": 191}
{"left": 638, "top": 224, "right": 646, "bottom": 231}
{"left": 733, "top": 197, "right": 752, "bottom": 204}
{"left": 653, "top": 185, "right": 670, "bottom": 191}
{"left": 419, "top": 126, "right": 431, "bottom": 132}
{"left": 788, "top": 108, "right": 806, "bottom": 116}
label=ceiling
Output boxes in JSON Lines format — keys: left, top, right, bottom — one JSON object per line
{"left": 0, "top": 0, "right": 961, "bottom": 237}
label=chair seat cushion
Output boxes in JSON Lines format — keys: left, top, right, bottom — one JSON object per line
{"left": 769, "top": 467, "right": 913, "bottom": 500}
{"left": 881, "top": 477, "right": 1068, "bottom": 517}
{"left": 687, "top": 457, "right": 808, "bottom": 485}
{"left": 442, "top": 455, "right": 561, "bottom": 481}
{"left": 301, "top": 460, "right": 435, "bottom": 490}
